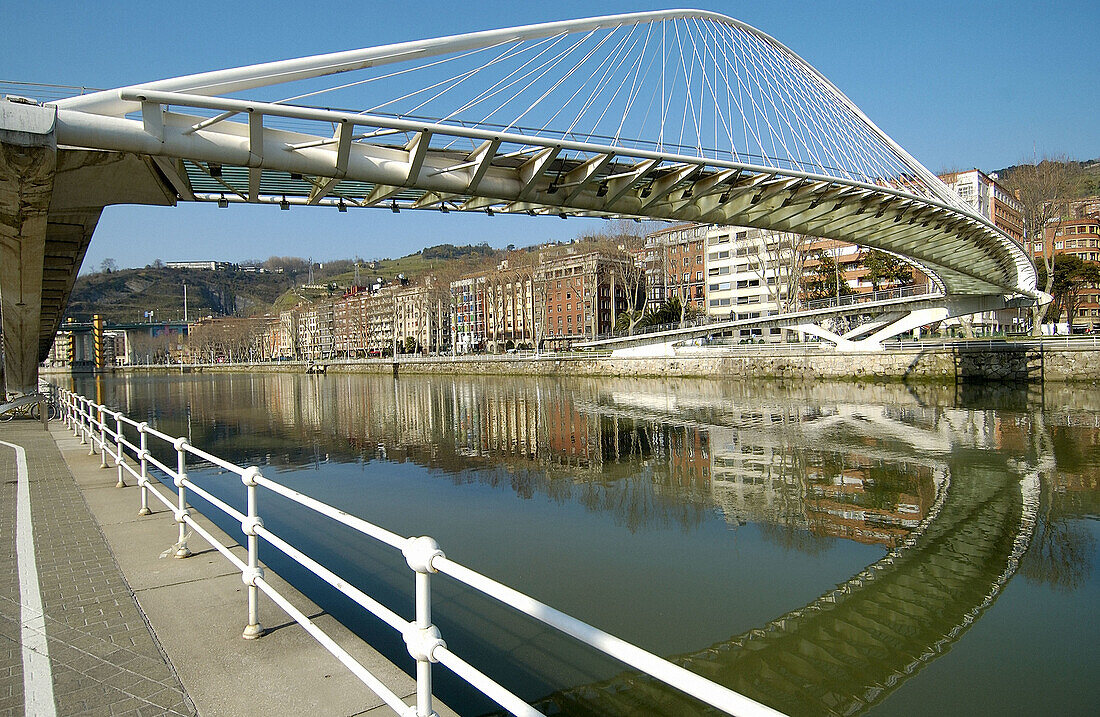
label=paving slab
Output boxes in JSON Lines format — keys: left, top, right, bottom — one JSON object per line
{"left": 1, "top": 418, "right": 193, "bottom": 717}
{"left": 0, "top": 417, "right": 457, "bottom": 716}
{"left": 51, "top": 421, "right": 459, "bottom": 716}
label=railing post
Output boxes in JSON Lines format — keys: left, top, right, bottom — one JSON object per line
{"left": 114, "top": 411, "right": 126, "bottom": 487}
{"left": 82, "top": 399, "right": 91, "bottom": 448}
{"left": 98, "top": 406, "right": 107, "bottom": 466}
{"left": 402, "top": 537, "right": 446, "bottom": 717}
{"left": 84, "top": 398, "right": 92, "bottom": 445}
{"left": 137, "top": 423, "right": 151, "bottom": 516}
{"left": 240, "top": 467, "right": 265, "bottom": 640}
{"left": 172, "top": 437, "right": 192, "bottom": 558}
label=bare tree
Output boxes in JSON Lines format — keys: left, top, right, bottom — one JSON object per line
{"left": 614, "top": 256, "right": 649, "bottom": 335}
{"left": 1001, "top": 156, "right": 1085, "bottom": 334}
{"left": 742, "top": 230, "right": 811, "bottom": 314}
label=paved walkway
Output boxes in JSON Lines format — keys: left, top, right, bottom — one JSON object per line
{"left": 1, "top": 419, "right": 192, "bottom": 716}
{"left": 1, "top": 417, "right": 455, "bottom": 716}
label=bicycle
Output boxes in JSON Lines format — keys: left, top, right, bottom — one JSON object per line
{"left": 0, "top": 390, "right": 60, "bottom": 422}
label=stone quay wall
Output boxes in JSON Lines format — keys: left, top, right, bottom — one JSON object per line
{"left": 90, "top": 343, "right": 1100, "bottom": 384}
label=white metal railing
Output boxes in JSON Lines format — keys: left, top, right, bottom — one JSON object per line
{"left": 886, "top": 335, "right": 1100, "bottom": 351}
{"left": 56, "top": 387, "right": 783, "bottom": 717}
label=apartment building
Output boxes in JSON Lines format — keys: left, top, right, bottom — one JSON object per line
{"left": 939, "top": 169, "right": 1025, "bottom": 244}
{"left": 463, "top": 264, "right": 539, "bottom": 352}
{"left": 705, "top": 226, "right": 805, "bottom": 340}
{"left": 643, "top": 223, "right": 707, "bottom": 310}
{"left": 333, "top": 287, "right": 371, "bottom": 358}
{"left": 1069, "top": 195, "right": 1100, "bottom": 219}
{"left": 393, "top": 281, "right": 449, "bottom": 354}
{"left": 1041, "top": 216, "right": 1100, "bottom": 263}
{"left": 536, "top": 251, "right": 637, "bottom": 346}
{"left": 297, "top": 304, "right": 334, "bottom": 361}
{"left": 451, "top": 275, "right": 486, "bottom": 354}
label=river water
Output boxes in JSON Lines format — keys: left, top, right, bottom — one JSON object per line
{"left": 70, "top": 372, "right": 1098, "bottom": 716}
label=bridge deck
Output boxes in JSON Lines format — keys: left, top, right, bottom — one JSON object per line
{"left": 0, "top": 419, "right": 449, "bottom": 716}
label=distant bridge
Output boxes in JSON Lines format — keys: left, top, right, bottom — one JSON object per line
{"left": 2, "top": 10, "right": 1036, "bottom": 393}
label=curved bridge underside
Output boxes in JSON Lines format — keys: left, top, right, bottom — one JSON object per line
{"left": 2, "top": 9, "right": 1036, "bottom": 390}
{"left": 528, "top": 443, "right": 1041, "bottom": 716}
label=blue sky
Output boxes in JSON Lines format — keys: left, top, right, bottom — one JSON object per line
{"left": 4, "top": 1, "right": 1097, "bottom": 271}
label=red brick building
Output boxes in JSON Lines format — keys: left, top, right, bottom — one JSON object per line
{"left": 536, "top": 251, "right": 637, "bottom": 346}
{"left": 643, "top": 224, "right": 707, "bottom": 310}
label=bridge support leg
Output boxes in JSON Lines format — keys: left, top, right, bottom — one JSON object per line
{"left": 797, "top": 307, "right": 950, "bottom": 352}
{"left": 1, "top": 103, "right": 56, "bottom": 396}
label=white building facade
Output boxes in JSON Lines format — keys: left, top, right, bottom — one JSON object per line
{"left": 705, "top": 225, "right": 801, "bottom": 341}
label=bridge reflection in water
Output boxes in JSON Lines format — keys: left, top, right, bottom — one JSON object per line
{"left": 76, "top": 373, "right": 1083, "bottom": 716}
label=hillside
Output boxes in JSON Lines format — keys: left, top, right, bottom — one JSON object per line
{"left": 66, "top": 244, "right": 512, "bottom": 324}
{"left": 64, "top": 267, "right": 301, "bottom": 324}
{"left": 994, "top": 157, "right": 1100, "bottom": 198}
{"left": 271, "top": 244, "right": 510, "bottom": 309}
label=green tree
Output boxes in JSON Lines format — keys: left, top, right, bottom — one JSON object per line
{"left": 1036, "top": 256, "right": 1100, "bottom": 328}
{"left": 802, "top": 250, "right": 855, "bottom": 301}
{"left": 637, "top": 296, "right": 685, "bottom": 328}
{"left": 861, "top": 249, "right": 913, "bottom": 291}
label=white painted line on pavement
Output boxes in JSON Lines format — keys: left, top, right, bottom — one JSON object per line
{"left": 1, "top": 439, "right": 58, "bottom": 717}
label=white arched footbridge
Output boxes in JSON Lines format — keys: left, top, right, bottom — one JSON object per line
{"left": 1, "top": 10, "right": 1037, "bottom": 391}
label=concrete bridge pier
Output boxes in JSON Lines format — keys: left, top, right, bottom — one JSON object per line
{"left": 1, "top": 100, "right": 56, "bottom": 396}
{"left": 2, "top": 96, "right": 174, "bottom": 395}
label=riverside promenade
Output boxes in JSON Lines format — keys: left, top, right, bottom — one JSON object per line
{"left": 1, "top": 417, "right": 454, "bottom": 716}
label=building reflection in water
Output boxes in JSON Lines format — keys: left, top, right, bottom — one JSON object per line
{"left": 94, "top": 373, "right": 955, "bottom": 549}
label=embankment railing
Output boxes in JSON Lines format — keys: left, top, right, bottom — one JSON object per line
{"left": 57, "top": 386, "right": 783, "bottom": 717}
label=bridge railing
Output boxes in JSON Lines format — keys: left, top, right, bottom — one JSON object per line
{"left": 57, "top": 386, "right": 782, "bottom": 717}
{"left": 802, "top": 284, "right": 940, "bottom": 310}
{"left": 885, "top": 335, "right": 1100, "bottom": 351}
